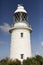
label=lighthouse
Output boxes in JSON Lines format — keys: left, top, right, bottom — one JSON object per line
{"left": 9, "top": 4, "right": 32, "bottom": 61}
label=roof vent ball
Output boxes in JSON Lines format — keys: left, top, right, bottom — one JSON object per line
{"left": 18, "top": 4, "right": 24, "bottom": 9}
{"left": 14, "top": 4, "right": 27, "bottom": 13}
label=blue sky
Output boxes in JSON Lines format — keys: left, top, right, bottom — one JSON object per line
{"left": 0, "top": 0, "right": 43, "bottom": 59}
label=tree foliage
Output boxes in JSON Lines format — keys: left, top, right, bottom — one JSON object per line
{"left": 0, "top": 55, "right": 43, "bottom": 65}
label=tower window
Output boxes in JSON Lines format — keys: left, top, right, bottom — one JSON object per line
{"left": 21, "top": 54, "right": 24, "bottom": 59}
{"left": 21, "top": 33, "right": 23, "bottom": 37}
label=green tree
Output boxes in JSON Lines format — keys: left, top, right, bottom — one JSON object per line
{"left": 8, "top": 59, "right": 21, "bottom": 65}
{"left": 35, "top": 55, "right": 43, "bottom": 65}
{"left": 0, "top": 55, "right": 43, "bottom": 65}
{"left": 23, "top": 58, "right": 32, "bottom": 65}
{"left": 0, "top": 58, "right": 8, "bottom": 65}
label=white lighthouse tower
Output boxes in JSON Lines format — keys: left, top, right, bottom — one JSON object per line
{"left": 9, "top": 4, "right": 32, "bottom": 61}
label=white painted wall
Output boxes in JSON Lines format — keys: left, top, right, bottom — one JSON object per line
{"left": 10, "top": 27, "right": 32, "bottom": 61}
{"left": 10, "top": 5, "right": 32, "bottom": 61}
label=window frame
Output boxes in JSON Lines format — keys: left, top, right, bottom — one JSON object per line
{"left": 21, "top": 33, "right": 23, "bottom": 37}
{"left": 21, "top": 54, "right": 24, "bottom": 59}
